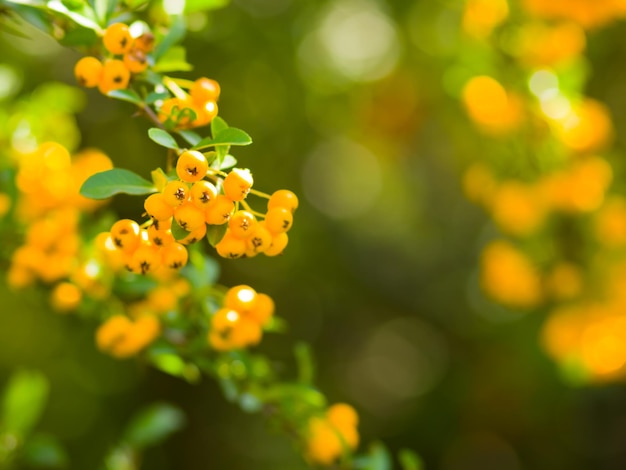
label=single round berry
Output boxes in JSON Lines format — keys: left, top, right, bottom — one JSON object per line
{"left": 264, "top": 232, "right": 288, "bottom": 256}
{"left": 268, "top": 189, "right": 299, "bottom": 213}
{"left": 224, "top": 285, "right": 257, "bottom": 313}
{"left": 176, "top": 150, "right": 208, "bottom": 183}
{"left": 205, "top": 195, "right": 235, "bottom": 225}
{"left": 103, "top": 22, "right": 133, "bottom": 55}
{"left": 215, "top": 231, "right": 247, "bottom": 259}
{"left": 51, "top": 282, "right": 82, "bottom": 312}
{"left": 127, "top": 244, "right": 161, "bottom": 275}
{"left": 163, "top": 180, "right": 189, "bottom": 207}
{"left": 248, "top": 293, "right": 274, "bottom": 325}
{"left": 179, "top": 224, "right": 207, "bottom": 245}
{"left": 223, "top": 168, "right": 253, "bottom": 201}
{"left": 190, "top": 77, "right": 221, "bottom": 104}
{"left": 174, "top": 202, "right": 206, "bottom": 231}
{"left": 144, "top": 193, "right": 175, "bottom": 221}
{"left": 110, "top": 219, "right": 141, "bottom": 252}
{"left": 123, "top": 48, "right": 148, "bottom": 74}
{"left": 229, "top": 210, "right": 258, "bottom": 239}
{"left": 147, "top": 224, "right": 175, "bottom": 247}
{"left": 74, "top": 57, "right": 103, "bottom": 88}
{"left": 191, "top": 101, "right": 218, "bottom": 127}
{"left": 264, "top": 207, "right": 293, "bottom": 234}
{"left": 245, "top": 222, "right": 273, "bottom": 256}
{"left": 161, "top": 242, "right": 189, "bottom": 269}
{"left": 98, "top": 59, "right": 130, "bottom": 94}
{"left": 190, "top": 180, "right": 217, "bottom": 209}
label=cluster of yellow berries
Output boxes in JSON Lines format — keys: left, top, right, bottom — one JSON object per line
{"left": 96, "top": 313, "right": 161, "bottom": 359}
{"left": 305, "top": 403, "right": 359, "bottom": 465}
{"left": 158, "top": 77, "right": 220, "bottom": 130}
{"left": 74, "top": 22, "right": 154, "bottom": 94}
{"left": 8, "top": 142, "right": 113, "bottom": 313}
{"left": 209, "top": 285, "right": 274, "bottom": 351}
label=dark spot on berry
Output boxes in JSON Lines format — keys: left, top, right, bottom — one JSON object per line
{"left": 113, "top": 75, "right": 123, "bottom": 83}
{"left": 175, "top": 188, "right": 186, "bottom": 200}
{"left": 200, "top": 192, "right": 211, "bottom": 203}
{"left": 282, "top": 220, "right": 290, "bottom": 229}
{"left": 154, "top": 237, "right": 163, "bottom": 246}
{"left": 114, "top": 237, "right": 123, "bottom": 248}
{"left": 187, "top": 166, "right": 198, "bottom": 176}
{"left": 171, "top": 262, "right": 182, "bottom": 269}
{"left": 140, "top": 261, "right": 150, "bottom": 274}
{"left": 252, "top": 237, "right": 262, "bottom": 248}
{"left": 120, "top": 37, "right": 128, "bottom": 48}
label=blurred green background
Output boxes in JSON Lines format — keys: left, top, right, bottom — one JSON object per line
{"left": 3, "top": 0, "right": 626, "bottom": 469}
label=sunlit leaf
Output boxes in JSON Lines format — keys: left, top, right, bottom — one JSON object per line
{"left": 176, "top": 129, "right": 202, "bottom": 146}
{"left": 124, "top": 403, "right": 186, "bottom": 449}
{"left": 58, "top": 26, "right": 99, "bottom": 46}
{"left": 1, "top": 370, "right": 49, "bottom": 436}
{"left": 107, "top": 88, "right": 143, "bottom": 105}
{"left": 80, "top": 168, "right": 155, "bottom": 199}
{"left": 184, "top": 0, "right": 229, "bottom": 13}
{"left": 192, "top": 128, "right": 252, "bottom": 150}
{"left": 148, "top": 127, "right": 179, "bottom": 150}
{"left": 206, "top": 223, "right": 227, "bottom": 246}
{"left": 150, "top": 167, "right": 169, "bottom": 192}
{"left": 153, "top": 45, "right": 193, "bottom": 73}
{"left": 398, "top": 449, "right": 423, "bottom": 470}
{"left": 154, "top": 14, "right": 185, "bottom": 60}
{"left": 47, "top": 0, "right": 101, "bottom": 31}
{"left": 219, "top": 154, "right": 237, "bottom": 170}
{"left": 210, "top": 116, "right": 228, "bottom": 136}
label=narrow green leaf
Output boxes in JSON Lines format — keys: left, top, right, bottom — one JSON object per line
{"left": 107, "top": 88, "right": 143, "bottom": 105}
{"left": 148, "top": 128, "right": 179, "bottom": 150}
{"left": 206, "top": 223, "right": 227, "bottom": 246}
{"left": 94, "top": 0, "right": 117, "bottom": 25}
{"left": 58, "top": 26, "right": 99, "bottom": 46}
{"left": 184, "top": 0, "right": 229, "bottom": 13}
{"left": 124, "top": 403, "right": 186, "bottom": 449}
{"left": 219, "top": 154, "right": 237, "bottom": 170}
{"left": 171, "top": 218, "right": 189, "bottom": 241}
{"left": 210, "top": 116, "right": 228, "bottom": 136}
{"left": 21, "top": 434, "right": 68, "bottom": 467}
{"left": 47, "top": 0, "right": 102, "bottom": 31}
{"left": 176, "top": 130, "right": 202, "bottom": 146}
{"left": 150, "top": 167, "right": 169, "bottom": 192}
{"left": 151, "top": 354, "right": 186, "bottom": 377}
{"left": 2, "top": 370, "right": 49, "bottom": 436}
{"left": 154, "top": 15, "right": 186, "bottom": 61}
{"left": 145, "top": 91, "right": 170, "bottom": 105}
{"left": 80, "top": 168, "right": 155, "bottom": 199}
{"left": 192, "top": 128, "right": 252, "bottom": 150}
{"left": 398, "top": 449, "right": 423, "bottom": 470}
{"left": 153, "top": 45, "right": 193, "bottom": 73}
{"left": 367, "top": 443, "right": 393, "bottom": 470}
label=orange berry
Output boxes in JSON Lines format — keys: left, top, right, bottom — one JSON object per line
{"left": 176, "top": 150, "right": 208, "bottom": 183}
{"left": 147, "top": 224, "right": 175, "bottom": 247}
{"left": 223, "top": 168, "right": 253, "bottom": 201}
{"left": 264, "top": 207, "right": 293, "bottom": 234}
{"left": 74, "top": 57, "right": 103, "bottom": 88}
{"left": 103, "top": 22, "right": 132, "bottom": 55}
{"left": 191, "top": 101, "right": 218, "bottom": 127}
{"left": 264, "top": 232, "right": 288, "bottom": 256}
{"left": 144, "top": 193, "right": 175, "bottom": 221}
{"left": 228, "top": 210, "right": 258, "bottom": 239}
{"left": 248, "top": 293, "right": 274, "bottom": 325}
{"left": 162, "top": 180, "right": 189, "bottom": 207}
{"left": 161, "top": 242, "right": 189, "bottom": 269}
{"left": 190, "top": 77, "right": 221, "bottom": 104}
{"left": 133, "top": 32, "right": 155, "bottom": 53}
{"left": 327, "top": 403, "right": 359, "bottom": 428}
{"left": 205, "top": 195, "right": 235, "bottom": 225}
{"left": 110, "top": 219, "right": 141, "bottom": 252}
{"left": 215, "top": 230, "right": 247, "bottom": 259}
{"left": 268, "top": 189, "right": 299, "bottom": 213}
{"left": 98, "top": 59, "right": 130, "bottom": 94}
{"left": 174, "top": 202, "right": 206, "bottom": 231}
{"left": 224, "top": 285, "right": 258, "bottom": 312}
{"left": 190, "top": 180, "right": 218, "bottom": 209}
{"left": 127, "top": 244, "right": 161, "bottom": 275}
{"left": 245, "top": 222, "right": 273, "bottom": 256}
{"left": 50, "top": 282, "right": 82, "bottom": 312}
{"left": 179, "top": 224, "right": 207, "bottom": 245}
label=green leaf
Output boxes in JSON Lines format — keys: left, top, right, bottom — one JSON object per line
{"left": 21, "top": 434, "right": 68, "bottom": 468}
{"left": 124, "top": 403, "right": 186, "bottom": 449}
{"left": 210, "top": 116, "right": 228, "bottom": 135}
{"left": 184, "top": 0, "right": 229, "bottom": 13}
{"left": 294, "top": 342, "right": 314, "bottom": 385}
{"left": 176, "top": 130, "right": 202, "bottom": 146}
{"left": 239, "top": 393, "right": 262, "bottom": 413}
{"left": 150, "top": 167, "right": 169, "bottom": 192}
{"left": 182, "top": 247, "right": 220, "bottom": 288}
{"left": 2, "top": 370, "right": 49, "bottom": 436}
{"left": 398, "top": 449, "right": 423, "bottom": 470}
{"left": 193, "top": 127, "right": 252, "bottom": 150}
{"left": 47, "top": 0, "right": 102, "bottom": 31}
{"left": 58, "top": 26, "right": 99, "bottom": 46}
{"left": 93, "top": 0, "right": 117, "bottom": 25}
{"left": 171, "top": 218, "right": 188, "bottom": 241}
{"left": 219, "top": 154, "right": 237, "bottom": 170}
{"left": 153, "top": 45, "right": 193, "bottom": 73}
{"left": 151, "top": 353, "right": 185, "bottom": 377}
{"left": 107, "top": 88, "right": 143, "bottom": 105}
{"left": 148, "top": 128, "right": 179, "bottom": 150}
{"left": 367, "top": 443, "right": 393, "bottom": 470}
{"left": 145, "top": 91, "right": 169, "bottom": 105}
{"left": 154, "top": 15, "right": 186, "bottom": 61}
{"left": 80, "top": 168, "right": 155, "bottom": 199}
{"left": 206, "top": 223, "right": 227, "bottom": 247}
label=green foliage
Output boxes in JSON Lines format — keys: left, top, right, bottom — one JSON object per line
{"left": 1, "top": 370, "right": 48, "bottom": 437}
{"left": 80, "top": 168, "right": 155, "bottom": 199}
{"left": 147, "top": 128, "right": 179, "bottom": 150}
{"left": 123, "top": 403, "right": 186, "bottom": 449}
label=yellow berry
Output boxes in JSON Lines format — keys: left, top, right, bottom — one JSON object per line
{"left": 162, "top": 180, "right": 189, "bottom": 207}
{"left": 127, "top": 244, "right": 161, "bottom": 275}
{"left": 179, "top": 224, "right": 207, "bottom": 245}
{"left": 224, "top": 285, "right": 258, "bottom": 313}
{"left": 215, "top": 230, "right": 247, "bottom": 259}
{"left": 190, "top": 77, "right": 221, "bottom": 104}
{"left": 191, "top": 101, "right": 218, "bottom": 127}
{"left": 133, "top": 32, "right": 155, "bottom": 53}
{"left": 74, "top": 57, "right": 103, "bottom": 88}
{"left": 174, "top": 202, "right": 206, "bottom": 231}
{"left": 223, "top": 168, "right": 253, "bottom": 201}
{"left": 228, "top": 210, "right": 258, "bottom": 239}
{"left": 205, "top": 195, "right": 234, "bottom": 225}
{"left": 123, "top": 48, "right": 149, "bottom": 74}
{"left": 264, "top": 207, "right": 293, "bottom": 234}
{"left": 248, "top": 293, "right": 274, "bottom": 326}
{"left": 147, "top": 224, "right": 175, "bottom": 247}
{"left": 161, "top": 242, "right": 188, "bottom": 269}
{"left": 103, "top": 22, "right": 132, "bottom": 55}
{"left": 110, "top": 219, "right": 141, "bottom": 252}
{"left": 264, "top": 232, "right": 288, "bottom": 256}
{"left": 98, "top": 59, "right": 130, "bottom": 94}
{"left": 245, "top": 222, "right": 273, "bottom": 256}
{"left": 190, "top": 180, "right": 217, "bottom": 209}
{"left": 268, "top": 189, "right": 299, "bottom": 213}
{"left": 176, "top": 150, "right": 208, "bottom": 183}
{"left": 50, "top": 282, "right": 82, "bottom": 312}
{"left": 144, "top": 193, "right": 175, "bottom": 221}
